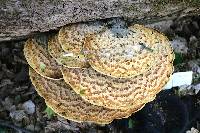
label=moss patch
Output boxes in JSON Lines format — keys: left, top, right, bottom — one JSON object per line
{"left": 153, "top": 0, "right": 200, "bottom": 8}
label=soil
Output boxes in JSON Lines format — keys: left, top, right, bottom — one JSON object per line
{"left": 0, "top": 16, "right": 200, "bottom": 133}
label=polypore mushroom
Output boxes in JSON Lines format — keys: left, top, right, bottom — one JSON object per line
{"left": 84, "top": 24, "right": 168, "bottom": 78}
{"left": 24, "top": 18, "right": 174, "bottom": 123}
{"left": 57, "top": 21, "right": 105, "bottom": 68}
{"left": 48, "top": 34, "right": 89, "bottom": 68}
{"left": 24, "top": 38, "right": 62, "bottom": 79}
{"left": 29, "top": 68, "right": 144, "bottom": 124}
{"left": 61, "top": 24, "right": 174, "bottom": 110}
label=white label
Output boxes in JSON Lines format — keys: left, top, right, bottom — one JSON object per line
{"left": 164, "top": 71, "right": 193, "bottom": 89}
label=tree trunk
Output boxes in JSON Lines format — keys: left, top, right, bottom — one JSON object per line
{"left": 0, "top": 0, "right": 200, "bottom": 42}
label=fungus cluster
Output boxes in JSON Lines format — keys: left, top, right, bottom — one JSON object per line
{"left": 24, "top": 18, "right": 174, "bottom": 124}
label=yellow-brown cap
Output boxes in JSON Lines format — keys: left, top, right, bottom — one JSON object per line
{"left": 24, "top": 38, "right": 62, "bottom": 79}
{"left": 29, "top": 67, "right": 144, "bottom": 124}
{"left": 62, "top": 29, "right": 174, "bottom": 110}
{"left": 84, "top": 24, "right": 170, "bottom": 78}
{"left": 48, "top": 34, "right": 89, "bottom": 68}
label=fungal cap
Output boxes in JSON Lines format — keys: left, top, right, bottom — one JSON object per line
{"left": 29, "top": 67, "right": 145, "bottom": 124}
{"left": 84, "top": 24, "right": 165, "bottom": 78}
{"left": 23, "top": 38, "right": 62, "bottom": 79}
{"left": 48, "top": 34, "right": 89, "bottom": 68}
{"left": 62, "top": 25, "right": 174, "bottom": 109}
{"left": 58, "top": 21, "right": 105, "bottom": 54}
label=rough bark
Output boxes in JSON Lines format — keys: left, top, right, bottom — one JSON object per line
{"left": 0, "top": 0, "right": 200, "bottom": 42}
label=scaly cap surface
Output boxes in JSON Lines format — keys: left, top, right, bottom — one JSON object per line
{"left": 58, "top": 21, "right": 105, "bottom": 55}
{"left": 29, "top": 68, "right": 144, "bottom": 124}
{"left": 84, "top": 24, "right": 168, "bottom": 78}
{"left": 48, "top": 34, "right": 89, "bottom": 68}
{"left": 24, "top": 38, "right": 62, "bottom": 79}
{"left": 62, "top": 27, "right": 174, "bottom": 110}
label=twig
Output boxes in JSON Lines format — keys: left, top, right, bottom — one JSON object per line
{"left": 0, "top": 119, "right": 32, "bottom": 133}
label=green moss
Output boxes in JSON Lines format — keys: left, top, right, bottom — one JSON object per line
{"left": 123, "top": 4, "right": 138, "bottom": 12}
{"left": 193, "top": 73, "right": 200, "bottom": 84}
{"left": 128, "top": 119, "right": 136, "bottom": 128}
{"left": 44, "top": 106, "right": 55, "bottom": 119}
{"left": 153, "top": 0, "right": 200, "bottom": 10}
{"left": 0, "top": 127, "right": 8, "bottom": 133}
{"left": 153, "top": 0, "right": 182, "bottom": 11}
{"left": 174, "top": 53, "right": 184, "bottom": 65}
{"left": 122, "top": 0, "right": 199, "bottom": 16}
{"left": 39, "top": 62, "right": 46, "bottom": 72}
{"left": 187, "top": 0, "right": 200, "bottom": 6}
{"left": 80, "top": 89, "right": 85, "bottom": 95}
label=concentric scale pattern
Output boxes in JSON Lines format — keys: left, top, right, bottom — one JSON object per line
{"left": 48, "top": 35, "right": 89, "bottom": 68}
{"left": 24, "top": 39, "right": 62, "bottom": 79}
{"left": 62, "top": 42, "right": 174, "bottom": 110}
{"left": 29, "top": 68, "right": 144, "bottom": 124}
{"left": 84, "top": 24, "right": 160, "bottom": 78}
{"left": 58, "top": 21, "right": 105, "bottom": 57}
{"left": 24, "top": 18, "right": 174, "bottom": 124}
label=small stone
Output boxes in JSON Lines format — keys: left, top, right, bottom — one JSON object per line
{"left": 4, "top": 97, "right": 13, "bottom": 105}
{"left": 10, "top": 110, "right": 27, "bottom": 121}
{"left": 22, "top": 100, "right": 36, "bottom": 114}
{"left": 2, "top": 64, "right": 15, "bottom": 79}
{"left": 16, "top": 86, "right": 29, "bottom": 92}
{"left": 170, "top": 36, "right": 188, "bottom": 54}
{"left": 9, "top": 105, "right": 16, "bottom": 112}
{"left": 178, "top": 83, "right": 200, "bottom": 95}
{"left": 188, "top": 60, "right": 200, "bottom": 74}
{"left": 179, "top": 85, "right": 192, "bottom": 91}
{"left": 0, "top": 79, "right": 13, "bottom": 87}
{"left": 178, "top": 85, "right": 195, "bottom": 96}
{"left": 186, "top": 127, "right": 200, "bottom": 133}
{"left": 146, "top": 20, "right": 173, "bottom": 33}
{"left": 188, "top": 35, "right": 200, "bottom": 58}
{"left": 193, "top": 83, "right": 200, "bottom": 94}
{"left": 189, "top": 36, "right": 198, "bottom": 45}
{"left": 26, "top": 124, "right": 41, "bottom": 132}
{"left": 2, "top": 97, "right": 15, "bottom": 112}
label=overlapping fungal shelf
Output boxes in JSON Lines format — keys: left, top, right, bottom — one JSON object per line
{"left": 24, "top": 18, "right": 174, "bottom": 124}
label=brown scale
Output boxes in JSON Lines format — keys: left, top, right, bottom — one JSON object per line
{"left": 23, "top": 38, "right": 62, "bottom": 79}
{"left": 62, "top": 32, "right": 174, "bottom": 110}
{"left": 29, "top": 68, "right": 145, "bottom": 124}
{"left": 84, "top": 24, "right": 160, "bottom": 78}
{"left": 24, "top": 19, "right": 174, "bottom": 121}
{"left": 58, "top": 21, "right": 105, "bottom": 56}
{"left": 48, "top": 34, "right": 89, "bottom": 68}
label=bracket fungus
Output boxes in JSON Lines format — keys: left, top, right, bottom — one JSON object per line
{"left": 48, "top": 34, "right": 89, "bottom": 68}
{"left": 57, "top": 21, "right": 105, "bottom": 68}
{"left": 24, "top": 38, "right": 62, "bottom": 79}
{"left": 29, "top": 68, "right": 144, "bottom": 124}
{"left": 24, "top": 18, "right": 174, "bottom": 124}
{"left": 84, "top": 24, "right": 168, "bottom": 78}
